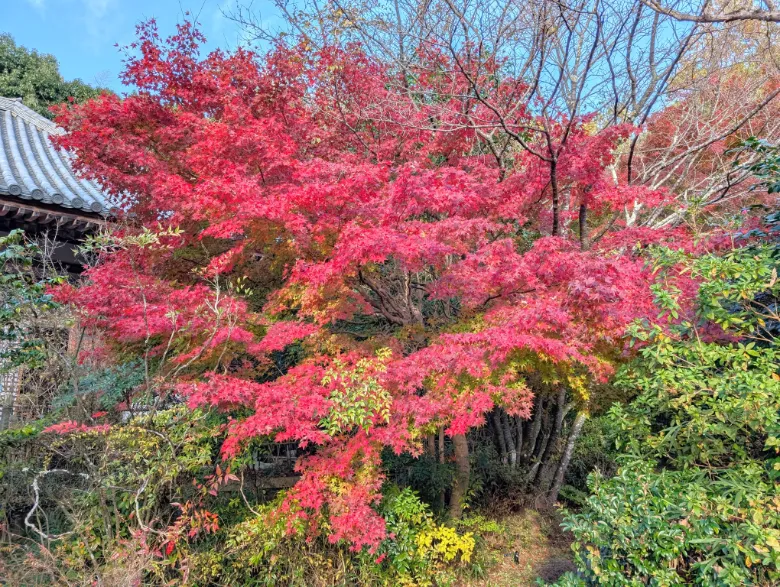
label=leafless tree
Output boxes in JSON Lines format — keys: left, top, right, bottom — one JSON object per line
{"left": 641, "top": 0, "right": 780, "bottom": 24}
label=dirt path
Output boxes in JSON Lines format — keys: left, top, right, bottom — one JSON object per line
{"left": 462, "top": 509, "right": 575, "bottom": 586}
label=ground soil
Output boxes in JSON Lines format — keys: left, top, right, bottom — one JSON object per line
{"left": 461, "top": 507, "right": 576, "bottom": 586}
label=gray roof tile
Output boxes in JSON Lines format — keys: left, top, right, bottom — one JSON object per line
{"left": 0, "top": 97, "right": 111, "bottom": 215}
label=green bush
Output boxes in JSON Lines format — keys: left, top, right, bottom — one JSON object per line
{"left": 3, "top": 408, "right": 479, "bottom": 586}
{"left": 382, "top": 449, "right": 453, "bottom": 512}
{"left": 558, "top": 461, "right": 780, "bottom": 586}
{"left": 185, "top": 486, "right": 476, "bottom": 586}
{"left": 554, "top": 245, "right": 780, "bottom": 586}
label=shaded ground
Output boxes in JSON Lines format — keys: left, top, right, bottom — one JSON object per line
{"left": 462, "top": 508, "right": 576, "bottom": 586}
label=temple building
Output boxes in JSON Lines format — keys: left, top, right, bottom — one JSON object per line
{"left": 0, "top": 96, "right": 110, "bottom": 269}
{"left": 0, "top": 96, "right": 111, "bottom": 429}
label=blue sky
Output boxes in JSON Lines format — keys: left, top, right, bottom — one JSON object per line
{"left": 4, "top": 0, "right": 279, "bottom": 93}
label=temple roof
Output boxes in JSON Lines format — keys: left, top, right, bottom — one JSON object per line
{"left": 0, "top": 97, "right": 111, "bottom": 217}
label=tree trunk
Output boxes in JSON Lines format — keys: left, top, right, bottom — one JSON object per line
{"left": 514, "top": 416, "right": 523, "bottom": 461}
{"left": 0, "top": 374, "right": 17, "bottom": 431}
{"left": 527, "top": 407, "right": 553, "bottom": 483}
{"left": 550, "top": 159, "right": 560, "bottom": 236}
{"left": 426, "top": 434, "right": 436, "bottom": 457}
{"left": 548, "top": 412, "right": 587, "bottom": 504}
{"left": 438, "top": 427, "right": 446, "bottom": 512}
{"left": 535, "top": 389, "right": 568, "bottom": 490}
{"left": 501, "top": 410, "right": 517, "bottom": 467}
{"left": 535, "top": 407, "right": 553, "bottom": 460}
{"left": 449, "top": 434, "right": 470, "bottom": 519}
{"left": 527, "top": 429, "right": 550, "bottom": 482}
{"left": 524, "top": 396, "right": 545, "bottom": 459}
{"left": 492, "top": 410, "right": 508, "bottom": 464}
{"left": 579, "top": 203, "right": 589, "bottom": 250}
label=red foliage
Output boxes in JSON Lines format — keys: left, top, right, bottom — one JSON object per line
{"left": 50, "top": 21, "right": 721, "bottom": 549}
{"left": 43, "top": 421, "right": 112, "bottom": 435}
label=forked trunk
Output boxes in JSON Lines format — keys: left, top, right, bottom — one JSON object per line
{"left": 535, "top": 389, "right": 569, "bottom": 490}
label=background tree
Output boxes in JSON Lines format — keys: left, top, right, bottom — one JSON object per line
{"left": 642, "top": 0, "right": 780, "bottom": 23}
{"left": 0, "top": 33, "right": 105, "bottom": 118}
{"left": 229, "top": 0, "right": 780, "bottom": 229}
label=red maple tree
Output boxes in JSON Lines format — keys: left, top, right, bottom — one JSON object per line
{"left": 52, "top": 21, "right": 703, "bottom": 549}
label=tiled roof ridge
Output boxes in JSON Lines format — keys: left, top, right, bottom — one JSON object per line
{"left": 0, "top": 97, "right": 63, "bottom": 135}
{"left": 0, "top": 96, "right": 111, "bottom": 216}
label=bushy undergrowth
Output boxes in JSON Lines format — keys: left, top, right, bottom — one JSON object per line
{"left": 0, "top": 407, "right": 483, "bottom": 586}
{"left": 554, "top": 246, "right": 780, "bottom": 586}
{"left": 4, "top": 246, "right": 780, "bottom": 587}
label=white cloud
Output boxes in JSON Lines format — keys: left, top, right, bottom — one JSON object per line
{"left": 83, "top": 0, "right": 113, "bottom": 17}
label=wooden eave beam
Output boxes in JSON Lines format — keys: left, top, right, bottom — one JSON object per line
{"left": 0, "top": 198, "right": 107, "bottom": 229}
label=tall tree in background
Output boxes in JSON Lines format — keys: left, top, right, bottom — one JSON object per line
{"left": 0, "top": 33, "right": 104, "bottom": 118}
{"left": 641, "top": 0, "right": 780, "bottom": 23}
